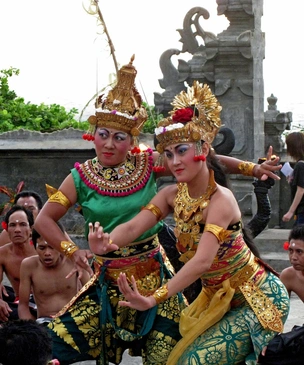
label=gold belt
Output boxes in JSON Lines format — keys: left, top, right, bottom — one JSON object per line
{"left": 95, "top": 255, "right": 161, "bottom": 296}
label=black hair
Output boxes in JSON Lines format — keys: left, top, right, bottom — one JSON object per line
{"left": 13, "top": 191, "right": 44, "bottom": 211}
{"left": 32, "top": 221, "right": 65, "bottom": 249}
{"left": 4, "top": 205, "right": 34, "bottom": 227}
{"left": 207, "top": 149, "right": 260, "bottom": 257}
{"left": 288, "top": 224, "right": 304, "bottom": 241}
{"left": 0, "top": 319, "right": 52, "bottom": 365}
{"left": 207, "top": 148, "right": 231, "bottom": 189}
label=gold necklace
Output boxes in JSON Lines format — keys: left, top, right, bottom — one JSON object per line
{"left": 174, "top": 170, "right": 217, "bottom": 250}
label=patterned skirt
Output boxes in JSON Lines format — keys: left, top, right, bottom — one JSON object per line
{"left": 174, "top": 271, "right": 290, "bottom": 365}
{"left": 47, "top": 247, "right": 186, "bottom": 365}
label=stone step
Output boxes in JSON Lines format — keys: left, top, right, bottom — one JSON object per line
{"left": 260, "top": 252, "right": 290, "bottom": 273}
{"left": 254, "top": 228, "right": 290, "bottom": 273}
{"left": 254, "top": 228, "right": 289, "bottom": 253}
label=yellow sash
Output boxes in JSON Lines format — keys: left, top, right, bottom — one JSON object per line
{"left": 167, "top": 279, "right": 234, "bottom": 365}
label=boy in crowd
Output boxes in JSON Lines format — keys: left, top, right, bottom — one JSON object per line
{"left": 18, "top": 223, "right": 90, "bottom": 323}
{"left": 280, "top": 224, "right": 304, "bottom": 302}
{"left": 0, "top": 206, "right": 37, "bottom": 322}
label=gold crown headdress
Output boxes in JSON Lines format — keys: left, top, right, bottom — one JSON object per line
{"left": 153, "top": 82, "right": 222, "bottom": 171}
{"left": 83, "top": 55, "right": 148, "bottom": 152}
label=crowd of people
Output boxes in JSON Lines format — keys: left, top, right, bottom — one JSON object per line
{"left": 0, "top": 57, "right": 301, "bottom": 365}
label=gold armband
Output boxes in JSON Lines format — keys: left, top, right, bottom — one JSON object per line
{"left": 141, "top": 203, "right": 162, "bottom": 222}
{"left": 48, "top": 191, "right": 72, "bottom": 209}
{"left": 153, "top": 284, "right": 168, "bottom": 305}
{"left": 237, "top": 161, "right": 255, "bottom": 176}
{"left": 204, "top": 223, "right": 229, "bottom": 243}
{"left": 61, "top": 241, "right": 79, "bottom": 258}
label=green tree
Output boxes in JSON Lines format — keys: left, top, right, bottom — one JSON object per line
{"left": 0, "top": 67, "right": 161, "bottom": 134}
{"left": 0, "top": 67, "right": 88, "bottom": 133}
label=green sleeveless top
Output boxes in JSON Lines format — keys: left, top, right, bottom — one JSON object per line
{"left": 72, "top": 150, "right": 163, "bottom": 241}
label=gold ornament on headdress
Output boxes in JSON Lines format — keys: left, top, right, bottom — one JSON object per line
{"left": 155, "top": 81, "right": 222, "bottom": 154}
{"left": 83, "top": 55, "right": 148, "bottom": 148}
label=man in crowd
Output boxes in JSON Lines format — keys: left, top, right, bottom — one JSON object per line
{"left": 0, "top": 206, "right": 36, "bottom": 322}
{"left": 280, "top": 224, "right": 304, "bottom": 302}
{"left": 0, "top": 190, "right": 43, "bottom": 247}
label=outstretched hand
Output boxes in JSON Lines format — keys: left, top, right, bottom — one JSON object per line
{"left": 117, "top": 273, "right": 155, "bottom": 311}
{"left": 254, "top": 146, "right": 282, "bottom": 181}
{"left": 88, "top": 222, "right": 119, "bottom": 255}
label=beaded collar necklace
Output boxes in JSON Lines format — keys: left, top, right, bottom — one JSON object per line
{"left": 75, "top": 149, "right": 154, "bottom": 197}
{"left": 174, "top": 170, "right": 217, "bottom": 250}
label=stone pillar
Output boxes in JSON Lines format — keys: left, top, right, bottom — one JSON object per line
{"left": 264, "top": 94, "right": 292, "bottom": 154}
{"left": 154, "top": 0, "right": 265, "bottom": 160}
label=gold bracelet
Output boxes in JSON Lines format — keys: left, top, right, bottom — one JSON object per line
{"left": 141, "top": 203, "right": 162, "bottom": 222}
{"left": 237, "top": 161, "right": 256, "bottom": 176}
{"left": 48, "top": 191, "right": 72, "bottom": 209}
{"left": 153, "top": 284, "right": 168, "bottom": 305}
{"left": 61, "top": 241, "right": 79, "bottom": 258}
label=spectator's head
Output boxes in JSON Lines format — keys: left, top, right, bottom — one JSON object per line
{"left": 32, "top": 222, "right": 65, "bottom": 267}
{"left": 4, "top": 205, "right": 34, "bottom": 244}
{"left": 285, "top": 132, "right": 304, "bottom": 161}
{"left": 287, "top": 224, "right": 304, "bottom": 271}
{"left": 14, "top": 191, "right": 44, "bottom": 220}
{"left": 0, "top": 319, "right": 52, "bottom": 365}
{"left": 288, "top": 224, "right": 304, "bottom": 242}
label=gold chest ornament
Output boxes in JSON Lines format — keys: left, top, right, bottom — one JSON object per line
{"left": 174, "top": 170, "right": 217, "bottom": 252}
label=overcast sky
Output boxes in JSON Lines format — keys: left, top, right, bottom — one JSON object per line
{"left": 1, "top": 1, "right": 303, "bottom": 121}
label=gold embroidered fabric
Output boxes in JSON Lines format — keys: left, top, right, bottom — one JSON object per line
{"left": 167, "top": 255, "right": 284, "bottom": 364}
{"left": 102, "top": 257, "right": 161, "bottom": 296}
{"left": 239, "top": 281, "right": 283, "bottom": 332}
{"left": 75, "top": 151, "right": 153, "bottom": 197}
{"left": 48, "top": 191, "right": 72, "bottom": 209}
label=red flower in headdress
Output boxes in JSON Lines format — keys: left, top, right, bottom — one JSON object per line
{"left": 283, "top": 241, "right": 290, "bottom": 250}
{"left": 172, "top": 107, "right": 194, "bottom": 123}
{"left": 1, "top": 221, "right": 7, "bottom": 231}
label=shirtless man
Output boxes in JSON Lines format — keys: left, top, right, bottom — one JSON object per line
{"left": 18, "top": 224, "right": 90, "bottom": 322}
{"left": 280, "top": 224, "right": 304, "bottom": 302}
{"left": 0, "top": 190, "right": 43, "bottom": 247}
{"left": 0, "top": 206, "right": 36, "bottom": 322}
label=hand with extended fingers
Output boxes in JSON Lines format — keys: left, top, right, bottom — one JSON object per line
{"left": 117, "top": 273, "right": 155, "bottom": 311}
{"left": 88, "top": 222, "right": 119, "bottom": 255}
{"left": 254, "top": 146, "right": 282, "bottom": 181}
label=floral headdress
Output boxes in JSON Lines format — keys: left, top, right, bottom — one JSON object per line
{"left": 153, "top": 81, "right": 222, "bottom": 171}
{"left": 83, "top": 55, "right": 148, "bottom": 153}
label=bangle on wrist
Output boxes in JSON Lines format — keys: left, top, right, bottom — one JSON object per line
{"left": 152, "top": 283, "right": 168, "bottom": 305}
{"left": 238, "top": 161, "right": 255, "bottom": 176}
{"left": 61, "top": 241, "right": 79, "bottom": 258}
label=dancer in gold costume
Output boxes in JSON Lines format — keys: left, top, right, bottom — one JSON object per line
{"left": 91, "top": 81, "right": 290, "bottom": 365}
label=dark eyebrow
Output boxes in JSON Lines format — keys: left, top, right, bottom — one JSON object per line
{"left": 164, "top": 144, "right": 187, "bottom": 153}
{"left": 99, "top": 128, "right": 127, "bottom": 136}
